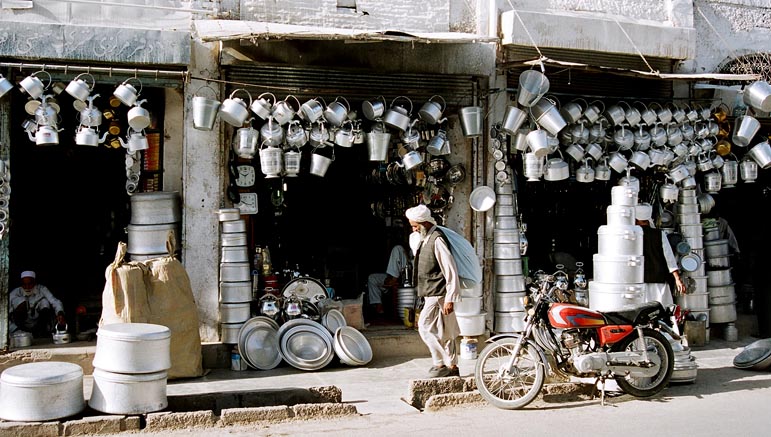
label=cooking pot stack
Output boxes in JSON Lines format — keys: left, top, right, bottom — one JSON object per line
{"left": 702, "top": 222, "right": 738, "bottom": 340}
{"left": 89, "top": 323, "right": 170, "bottom": 414}
{"left": 218, "top": 210, "right": 252, "bottom": 343}
{"left": 127, "top": 191, "right": 181, "bottom": 261}
{"left": 491, "top": 181, "right": 527, "bottom": 333}
{"left": 673, "top": 188, "right": 710, "bottom": 335}
{"left": 588, "top": 185, "right": 646, "bottom": 311}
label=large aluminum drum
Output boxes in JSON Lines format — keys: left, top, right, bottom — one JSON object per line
{"left": 456, "top": 312, "right": 486, "bottom": 336}
{"left": 704, "top": 239, "right": 730, "bottom": 258}
{"left": 220, "top": 262, "right": 251, "bottom": 282}
{"left": 588, "top": 281, "right": 645, "bottom": 311}
{"left": 494, "top": 259, "right": 524, "bottom": 275}
{"left": 89, "top": 368, "right": 167, "bottom": 415}
{"left": 127, "top": 223, "right": 180, "bottom": 254}
{"left": 710, "top": 303, "right": 737, "bottom": 324}
{"left": 494, "top": 311, "right": 527, "bottom": 333}
{"left": 676, "top": 292, "right": 709, "bottom": 309}
{"left": 493, "top": 229, "right": 519, "bottom": 244}
{"left": 0, "top": 362, "right": 85, "bottom": 422}
{"left": 684, "top": 274, "right": 708, "bottom": 293}
{"left": 495, "top": 292, "right": 527, "bottom": 312}
{"left": 495, "top": 275, "right": 526, "bottom": 292}
{"left": 593, "top": 254, "right": 644, "bottom": 283}
{"left": 606, "top": 205, "right": 635, "bottom": 226}
{"left": 597, "top": 225, "right": 643, "bottom": 256}
{"left": 220, "top": 281, "right": 252, "bottom": 303}
{"left": 130, "top": 191, "right": 181, "bottom": 224}
{"left": 221, "top": 322, "right": 244, "bottom": 344}
{"left": 460, "top": 281, "right": 483, "bottom": 298}
{"left": 493, "top": 243, "right": 521, "bottom": 259}
{"left": 221, "top": 246, "right": 249, "bottom": 263}
{"left": 708, "top": 284, "right": 736, "bottom": 305}
{"left": 93, "top": 323, "right": 171, "bottom": 374}
{"left": 455, "top": 296, "right": 483, "bottom": 315}
{"left": 220, "top": 302, "right": 251, "bottom": 323}
{"left": 707, "top": 268, "right": 733, "bottom": 287}
{"left": 610, "top": 185, "right": 639, "bottom": 206}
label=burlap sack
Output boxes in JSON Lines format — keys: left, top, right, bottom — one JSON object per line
{"left": 99, "top": 234, "right": 203, "bottom": 379}
{"left": 100, "top": 242, "right": 152, "bottom": 325}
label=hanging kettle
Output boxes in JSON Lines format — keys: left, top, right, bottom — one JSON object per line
{"left": 382, "top": 96, "right": 413, "bottom": 132}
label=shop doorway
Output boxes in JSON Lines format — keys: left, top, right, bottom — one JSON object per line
{"left": 7, "top": 85, "right": 166, "bottom": 329}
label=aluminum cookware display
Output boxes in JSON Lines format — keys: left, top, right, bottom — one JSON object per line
{"left": 383, "top": 96, "right": 413, "bottom": 132}
{"left": 192, "top": 85, "right": 221, "bottom": 131}
{"left": 323, "top": 96, "right": 351, "bottom": 127}
{"left": 588, "top": 281, "right": 645, "bottom": 311}
{"left": 495, "top": 275, "right": 526, "bottom": 292}
{"left": 732, "top": 115, "right": 760, "bottom": 147}
{"left": 271, "top": 95, "right": 300, "bottom": 125}
{"left": 221, "top": 219, "right": 246, "bottom": 233}
{"left": 221, "top": 322, "right": 244, "bottom": 344}
{"left": 710, "top": 302, "right": 737, "bottom": 324}
{"left": 278, "top": 319, "right": 335, "bottom": 371}
{"left": 239, "top": 319, "right": 282, "bottom": 370}
{"left": 493, "top": 228, "right": 520, "bottom": 244}
{"left": 65, "top": 72, "right": 95, "bottom": 101}
{"left": 419, "top": 95, "right": 447, "bottom": 125}
{"left": 733, "top": 338, "right": 771, "bottom": 370}
{"left": 219, "top": 89, "right": 252, "bottom": 127}
{"left": 221, "top": 246, "right": 249, "bottom": 263}
{"left": 220, "top": 262, "right": 251, "bottom": 282}
{"left": 455, "top": 296, "right": 482, "bottom": 315}
{"left": 217, "top": 208, "right": 241, "bottom": 222}
{"left": 610, "top": 185, "right": 639, "bottom": 207}
{"left": 530, "top": 97, "right": 567, "bottom": 136}
{"left": 0, "top": 362, "right": 85, "bottom": 422}
{"left": 748, "top": 140, "right": 771, "bottom": 169}
{"left": 334, "top": 326, "right": 373, "bottom": 366}
{"left": 675, "top": 292, "right": 708, "bottom": 309}
{"left": 708, "top": 284, "right": 736, "bottom": 305}
{"left": 707, "top": 268, "right": 733, "bottom": 286}
{"left": 495, "top": 292, "right": 527, "bottom": 312}
{"left": 743, "top": 80, "right": 771, "bottom": 112}
{"left": 493, "top": 243, "right": 521, "bottom": 259}
{"left": 88, "top": 368, "right": 167, "bottom": 415}
{"left": 517, "top": 69, "right": 549, "bottom": 107}
{"left": 494, "top": 259, "right": 524, "bottom": 276}
{"left": 606, "top": 205, "right": 635, "bottom": 226}
{"left": 362, "top": 96, "right": 386, "bottom": 121}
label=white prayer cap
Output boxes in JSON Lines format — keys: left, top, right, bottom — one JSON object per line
{"left": 20, "top": 271, "right": 36, "bottom": 279}
{"left": 405, "top": 204, "right": 436, "bottom": 225}
{"left": 635, "top": 203, "right": 652, "bottom": 222}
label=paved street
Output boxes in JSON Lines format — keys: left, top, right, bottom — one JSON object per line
{"left": 125, "top": 335, "right": 771, "bottom": 437}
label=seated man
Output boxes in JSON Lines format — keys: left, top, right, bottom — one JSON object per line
{"left": 9, "top": 271, "right": 66, "bottom": 338}
{"left": 367, "top": 244, "right": 411, "bottom": 316}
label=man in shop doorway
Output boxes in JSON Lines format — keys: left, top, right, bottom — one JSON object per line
{"left": 635, "top": 204, "right": 686, "bottom": 306}
{"left": 9, "top": 271, "right": 67, "bottom": 338}
{"left": 367, "top": 244, "right": 411, "bottom": 318}
{"left": 406, "top": 204, "right": 460, "bottom": 378}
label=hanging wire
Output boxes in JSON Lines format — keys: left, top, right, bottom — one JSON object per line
{"left": 613, "top": 19, "right": 657, "bottom": 74}
{"left": 505, "top": 0, "right": 546, "bottom": 71}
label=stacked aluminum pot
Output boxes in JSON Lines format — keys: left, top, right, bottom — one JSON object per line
{"left": 675, "top": 188, "right": 710, "bottom": 339}
{"left": 492, "top": 180, "right": 526, "bottom": 333}
{"left": 218, "top": 209, "right": 252, "bottom": 343}
{"left": 588, "top": 184, "right": 645, "bottom": 311}
{"left": 127, "top": 191, "right": 181, "bottom": 261}
{"left": 89, "top": 323, "right": 170, "bottom": 414}
{"left": 702, "top": 226, "right": 738, "bottom": 339}
{"left": 396, "top": 287, "right": 417, "bottom": 324}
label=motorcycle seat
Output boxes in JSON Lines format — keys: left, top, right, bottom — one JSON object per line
{"left": 603, "top": 301, "right": 663, "bottom": 325}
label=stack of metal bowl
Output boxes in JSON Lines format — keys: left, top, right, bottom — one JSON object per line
{"left": 675, "top": 188, "right": 709, "bottom": 338}
{"left": 667, "top": 333, "right": 698, "bottom": 384}
{"left": 277, "top": 319, "right": 335, "bottom": 371}
{"left": 237, "top": 316, "right": 282, "bottom": 370}
{"left": 588, "top": 184, "right": 645, "bottom": 311}
{"left": 491, "top": 180, "right": 526, "bottom": 333}
{"left": 126, "top": 191, "right": 181, "bottom": 261}
{"left": 703, "top": 235, "right": 737, "bottom": 339}
{"left": 218, "top": 211, "right": 251, "bottom": 344}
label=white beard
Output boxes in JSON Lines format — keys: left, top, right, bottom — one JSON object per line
{"left": 419, "top": 226, "right": 428, "bottom": 238}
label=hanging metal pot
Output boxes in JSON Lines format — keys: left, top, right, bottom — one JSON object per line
{"left": 739, "top": 158, "right": 758, "bottom": 183}
{"left": 362, "top": 96, "right": 387, "bottom": 121}
{"left": 272, "top": 95, "right": 300, "bottom": 125}
{"left": 300, "top": 97, "right": 326, "bottom": 123}
{"left": 576, "top": 158, "right": 595, "bottom": 183}
{"left": 249, "top": 92, "right": 275, "bottom": 120}
{"left": 721, "top": 157, "right": 738, "bottom": 187}
{"left": 259, "top": 141, "right": 283, "bottom": 178}
{"left": 234, "top": 124, "right": 259, "bottom": 159}
{"left": 65, "top": 73, "right": 95, "bottom": 101}
{"left": 219, "top": 89, "right": 252, "bottom": 127}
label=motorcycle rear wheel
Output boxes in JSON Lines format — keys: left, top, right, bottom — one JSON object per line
{"left": 611, "top": 328, "right": 674, "bottom": 397}
{"left": 475, "top": 337, "right": 545, "bottom": 410}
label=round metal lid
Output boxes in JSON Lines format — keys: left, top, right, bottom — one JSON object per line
{"left": 278, "top": 320, "right": 334, "bottom": 371}
{"left": 1, "top": 362, "right": 83, "bottom": 386}
{"left": 242, "top": 325, "right": 282, "bottom": 370}
{"left": 282, "top": 277, "right": 327, "bottom": 301}
{"left": 97, "top": 323, "right": 171, "bottom": 341}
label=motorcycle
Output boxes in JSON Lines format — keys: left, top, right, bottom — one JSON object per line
{"left": 475, "top": 271, "right": 675, "bottom": 410}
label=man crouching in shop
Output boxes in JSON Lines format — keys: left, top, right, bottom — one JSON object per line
{"left": 9, "top": 270, "right": 67, "bottom": 338}
{"left": 406, "top": 204, "right": 460, "bottom": 378}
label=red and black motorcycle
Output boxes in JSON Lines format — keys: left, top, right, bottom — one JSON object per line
{"left": 475, "top": 271, "right": 675, "bottom": 410}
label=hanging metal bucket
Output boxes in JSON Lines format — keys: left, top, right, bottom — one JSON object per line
{"left": 192, "top": 86, "right": 221, "bottom": 131}
{"left": 459, "top": 106, "right": 483, "bottom": 138}
{"left": 743, "top": 80, "right": 771, "bottom": 112}
{"left": 721, "top": 159, "right": 738, "bottom": 187}
{"left": 259, "top": 142, "right": 283, "bottom": 178}
{"left": 732, "top": 115, "right": 760, "bottom": 147}
{"left": 284, "top": 149, "right": 301, "bottom": 177}
{"left": 517, "top": 69, "right": 550, "bottom": 107}
{"left": 748, "top": 140, "right": 771, "bottom": 169}
{"left": 740, "top": 158, "right": 758, "bottom": 183}
{"left": 366, "top": 131, "right": 391, "bottom": 161}
{"left": 310, "top": 148, "right": 334, "bottom": 177}
{"left": 501, "top": 105, "right": 527, "bottom": 136}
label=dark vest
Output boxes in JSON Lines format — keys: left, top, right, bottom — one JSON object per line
{"left": 641, "top": 226, "right": 670, "bottom": 283}
{"left": 414, "top": 227, "right": 448, "bottom": 298}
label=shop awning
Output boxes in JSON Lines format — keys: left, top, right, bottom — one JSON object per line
{"left": 510, "top": 57, "right": 762, "bottom": 82}
{"left": 193, "top": 20, "right": 498, "bottom": 44}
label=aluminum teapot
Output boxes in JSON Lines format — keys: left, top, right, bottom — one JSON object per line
{"left": 285, "top": 120, "right": 308, "bottom": 148}
{"left": 300, "top": 97, "right": 326, "bottom": 123}
{"left": 324, "top": 96, "right": 350, "bottom": 127}
{"left": 427, "top": 129, "right": 448, "bottom": 156}
{"left": 127, "top": 99, "right": 151, "bottom": 130}
{"left": 594, "top": 157, "right": 611, "bottom": 181}
{"left": 660, "top": 180, "right": 679, "bottom": 203}
{"left": 575, "top": 158, "right": 595, "bottom": 183}
{"left": 543, "top": 151, "right": 569, "bottom": 181}
{"left": 113, "top": 77, "right": 142, "bottom": 106}
{"left": 75, "top": 126, "right": 108, "bottom": 147}
{"left": 260, "top": 117, "right": 284, "bottom": 147}
{"left": 383, "top": 96, "right": 413, "bottom": 132}
{"left": 118, "top": 128, "right": 149, "bottom": 152}
{"left": 219, "top": 89, "right": 252, "bottom": 127}
{"left": 250, "top": 92, "right": 275, "bottom": 120}
{"left": 634, "top": 101, "right": 657, "bottom": 126}
{"left": 272, "top": 95, "right": 300, "bottom": 125}
{"left": 65, "top": 73, "right": 95, "bottom": 101}
{"left": 362, "top": 96, "right": 386, "bottom": 121}
{"left": 334, "top": 121, "right": 355, "bottom": 148}
{"left": 27, "top": 124, "right": 62, "bottom": 146}
{"left": 419, "top": 95, "right": 447, "bottom": 125}
{"left": 259, "top": 294, "right": 281, "bottom": 318}
{"left": 79, "top": 94, "right": 103, "bottom": 127}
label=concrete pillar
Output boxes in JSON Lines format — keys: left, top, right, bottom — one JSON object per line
{"left": 183, "top": 40, "right": 223, "bottom": 342}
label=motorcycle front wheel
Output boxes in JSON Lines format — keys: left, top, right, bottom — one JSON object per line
{"left": 612, "top": 328, "right": 674, "bottom": 397}
{"left": 474, "top": 337, "right": 545, "bottom": 410}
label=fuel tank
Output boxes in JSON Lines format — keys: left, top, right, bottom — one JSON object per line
{"left": 548, "top": 303, "right": 607, "bottom": 329}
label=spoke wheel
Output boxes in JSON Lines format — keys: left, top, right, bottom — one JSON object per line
{"left": 474, "top": 337, "right": 545, "bottom": 410}
{"left": 612, "top": 328, "right": 674, "bottom": 397}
